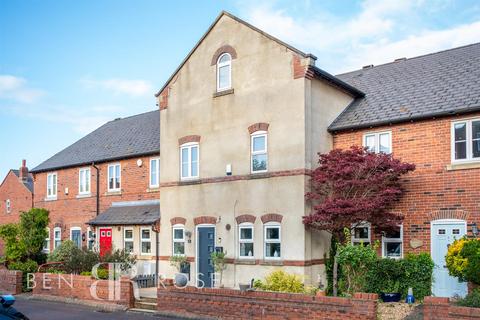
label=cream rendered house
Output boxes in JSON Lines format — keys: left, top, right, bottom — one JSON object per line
{"left": 156, "top": 11, "right": 362, "bottom": 288}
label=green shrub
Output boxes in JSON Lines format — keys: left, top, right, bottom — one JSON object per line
{"left": 457, "top": 289, "right": 480, "bottom": 308}
{"left": 48, "top": 240, "right": 85, "bottom": 273}
{"left": 101, "top": 249, "right": 136, "bottom": 272}
{"left": 8, "top": 259, "right": 38, "bottom": 291}
{"left": 80, "top": 271, "right": 92, "bottom": 276}
{"left": 446, "top": 238, "right": 480, "bottom": 284}
{"left": 254, "top": 270, "right": 305, "bottom": 293}
{"left": 96, "top": 268, "right": 109, "bottom": 280}
{"left": 461, "top": 240, "right": 480, "bottom": 284}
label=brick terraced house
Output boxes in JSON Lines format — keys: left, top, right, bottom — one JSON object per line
{"left": 0, "top": 160, "right": 34, "bottom": 255}
{"left": 30, "top": 110, "right": 160, "bottom": 275}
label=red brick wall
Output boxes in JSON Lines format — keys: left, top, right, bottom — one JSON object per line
{"left": 332, "top": 113, "right": 480, "bottom": 254}
{"left": 424, "top": 296, "right": 480, "bottom": 319}
{"left": 0, "top": 269, "right": 23, "bottom": 294}
{"left": 157, "top": 286, "right": 378, "bottom": 320}
{"left": 33, "top": 155, "right": 159, "bottom": 251}
{"left": 0, "top": 171, "right": 33, "bottom": 255}
{"left": 32, "top": 273, "right": 134, "bottom": 307}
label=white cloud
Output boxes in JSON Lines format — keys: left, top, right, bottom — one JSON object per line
{"left": 241, "top": 0, "right": 480, "bottom": 73}
{"left": 0, "top": 75, "right": 45, "bottom": 103}
{"left": 80, "top": 77, "right": 153, "bottom": 97}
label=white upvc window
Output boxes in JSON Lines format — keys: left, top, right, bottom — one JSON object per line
{"left": 264, "top": 224, "right": 281, "bottom": 259}
{"left": 351, "top": 222, "right": 371, "bottom": 246}
{"left": 216, "top": 53, "right": 232, "bottom": 91}
{"left": 87, "top": 227, "right": 94, "bottom": 251}
{"left": 363, "top": 131, "right": 392, "bottom": 154}
{"left": 140, "top": 228, "right": 152, "bottom": 255}
{"left": 451, "top": 118, "right": 480, "bottom": 163}
{"left": 70, "top": 227, "right": 82, "bottom": 248}
{"left": 251, "top": 132, "right": 268, "bottom": 173}
{"left": 47, "top": 173, "right": 57, "bottom": 198}
{"left": 78, "top": 168, "right": 91, "bottom": 195}
{"left": 5, "top": 199, "right": 11, "bottom": 213}
{"left": 239, "top": 223, "right": 254, "bottom": 258}
{"left": 107, "top": 163, "right": 121, "bottom": 191}
{"left": 43, "top": 228, "right": 50, "bottom": 253}
{"left": 172, "top": 225, "right": 185, "bottom": 256}
{"left": 180, "top": 143, "right": 199, "bottom": 180}
{"left": 150, "top": 157, "right": 160, "bottom": 188}
{"left": 53, "top": 227, "right": 61, "bottom": 249}
{"left": 382, "top": 225, "right": 403, "bottom": 259}
{"left": 124, "top": 228, "right": 134, "bottom": 253}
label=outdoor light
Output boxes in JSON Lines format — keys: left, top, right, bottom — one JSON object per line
{"left": 472, "top": 223, "right": 479, "bottom": 237}
{"left": 185, "top": 230, "right": 192, "bottom": 243}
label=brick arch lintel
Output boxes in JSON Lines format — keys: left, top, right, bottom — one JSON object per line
{"left": 211, "top": 45, "right": 238, "bottom": 66}
{"left": 179, "top": 135, "right": 201, "bottom": 145}
{"left": 429, "top": 210, "right": 469, "bottom": 221}
{"left": 170, "top": 217, "right": 187, "bottom": 225}
{"left": 261, "top": 213, "right": 283, "bottom": 224}
{"left": 248, "top": 123, "right": 269, "bottom": 134}
{"left": 194, "top": 216, "right": 217, "bottom": 225}
{"left": 235, "top": 214, "right": 256, "bottom": 224}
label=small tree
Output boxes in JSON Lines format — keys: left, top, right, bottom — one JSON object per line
{"left": 211, "top": 251, "right": 227, "bottom": 287}
{"left": 303, "top": 146, "right": 415, "bottom": 295}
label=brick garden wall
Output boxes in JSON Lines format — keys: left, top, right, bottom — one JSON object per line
{"left": 423, "top": 296, "right": 480, "bottom": 319}
{"left": 32, "top": 273, "right": 134, "bottom": 307}
{"left": 332, "top": 112, "right": 480, "bottom": 254}
{"left": 33, "top": 155, "right": 159, "bottom": 252}
{"left": 0, "top": 270, "right": 22, "bottom": 295}
{"left": 157, "top": 286, "right": 378, "bottom": 320}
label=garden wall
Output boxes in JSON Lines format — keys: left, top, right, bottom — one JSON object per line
{"left": 32, "top": 273, "right": 134, "bottom": 308}
{"left": 424, "top": 297, "right": 480, "bottom": 320}
{"left": 0, "top": 269, "right": 22, "bottom": 294}
{"left": 157, "top": 286, "right": 378, "bottom": 320}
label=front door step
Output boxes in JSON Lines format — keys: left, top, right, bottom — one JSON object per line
{"left": 133, "top": 298, "right": 157, "bottom": 311}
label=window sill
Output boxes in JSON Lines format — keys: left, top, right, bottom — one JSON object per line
{"left": 213, "top": 88, "right": 234, "bottom": 98}
{"left": 179, "top": 179, "right": 201, "bottom": 186}
{"left": 76, "top": 193, "right": 92, "bottom": 199}
{"left": 44, "top": 197, "right": 57, "bottom": 202}
{"left": 146, "top": 187, "right": 160, "bottom": 193}
{"left": 446, "top": 161, "right": 480, "bottom": 171}
{"left": 234, "top": 259, "right": 256, "bottom": 265}
{"left": 259, "top": 260, "right": 283, "bottom": 266}
{"left": 105, "top": 191, "right": 122, "bottom": 196}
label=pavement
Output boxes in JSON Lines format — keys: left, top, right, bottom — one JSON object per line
{"left": 11, "top": 296, "right": 178, "bottom": 320}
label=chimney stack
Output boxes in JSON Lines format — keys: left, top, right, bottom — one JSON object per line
{"left": 19, "top": 159, "right": 29, "bottom": 181}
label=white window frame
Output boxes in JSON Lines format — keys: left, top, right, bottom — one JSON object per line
{"left": 180, "top": 142, "right": 199, "bottom": 180}
{"left": 251, "top": 131, "right": 268, "bottom": 173}
{"left": 382, "top": 225, "right": 403, "bottom": 259}
{"left": 172, "top": 224, "right": 185, "bottom": 256}
{"left": 86, "top": 227, "right": 94, "bottom": 251}
{"left": 78, "top": 167, "right": 91, "bottom": 195}
{"left": 107, "top": 163, "right": 121, "bottom": 192}
{"left": 47, "top": 172, "right": 57, "bottom": 198}
{"left": 70, "top": 227, "right": 82, "bottom": 248}
{"left": 53, "top": 227, "right": 62, "bottom": 249}
{"left": 451, "top": 118, "right": 480, "bottom": 163}
{"left": 264, "top": 223, "right": 281, "bottom": 260}
{"left": 5, "top": 199, "right": 11, "bottom": 213}
{"left": 216, "top": 52, "right": 232, "bottom": 92}
{"left": 124, "top": 227, "right": 134, "bottom": 254}
{"left": 239, "top": 223, "right": 254, "bottom": 259}
{"left": 363, "top": 131, "right": 392, "bottom": 154}
{"left": 140, "top": 227, "right": 152, "bottom": 255}
{"left": 351, "top": 222, "right": 371, "bottom": 245}
{"left": 150, "top": 157, "right": 160, "bottom": 188}
{"left": 43, "top": 228, "right": 50, "bottom": 253}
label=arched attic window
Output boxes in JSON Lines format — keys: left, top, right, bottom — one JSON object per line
{"left": 217, "top": 53, "right": 232, "bottom": 91}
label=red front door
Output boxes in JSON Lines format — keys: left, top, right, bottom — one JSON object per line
{"left": 99, "top": 228, "right": 112, "bottom": 256}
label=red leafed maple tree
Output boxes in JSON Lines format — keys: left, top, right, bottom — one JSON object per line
{"left": 303, "top": 146, "right": 415, "bottom": 242}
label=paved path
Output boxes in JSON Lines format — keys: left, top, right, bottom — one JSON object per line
{"left": 12, "top": 297, "right": 177, "bottom": 320}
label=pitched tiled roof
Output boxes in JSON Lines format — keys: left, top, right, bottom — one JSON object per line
{"left": 11, "top": 169, "right": 34, "bottom": 193}
{"left": 329, "top": 43, "right": 480, "bottom": 131}
{"left": 87, "top": 200, "right": 160, "bottom": 226}
{"left": 31, "top": 110, "right": 160, "bottom": 173}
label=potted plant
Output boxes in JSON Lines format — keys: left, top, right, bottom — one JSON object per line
{"left": 380, "top": 279, "right": 401, "bottom": 302}
{"left": 210, "top": 251, "right": 227, "bottom": 288}
{"left": 169, "top": 255, "right": 189, "bottom": 287}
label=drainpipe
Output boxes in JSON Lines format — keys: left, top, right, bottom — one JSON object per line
{"left": 92, "top": 163, "right": 100, "bottom": 216}
{"left": 155, "top": 224, "right": 159, "bottom": 286}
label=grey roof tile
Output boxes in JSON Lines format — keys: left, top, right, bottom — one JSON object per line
{"left": 88, "top": 200, "right": 160, "bottom": 226}
{"left": 31, "top": 110, "right": 160, "bottom": 172}
{"left": 329, "top": 43, "right": 480, "bottom": 131}
{"left": 11, "top": 169, "right": 34, "bottom": 193}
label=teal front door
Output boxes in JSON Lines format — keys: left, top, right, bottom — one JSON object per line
{"left": 431, "top": 220, "right": 467, "bottom": 297}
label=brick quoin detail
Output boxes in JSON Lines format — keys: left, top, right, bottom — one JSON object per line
{"left": 210, "top": 45, "right": 237, "bottom": 65}
{"left": 178, "top": 135, "right": 201, "bottom": 145}
{"left": 248, "top": 123, "right": 269, "bottom": 134}
{"left": 194, "top": 216, "right": 217, "bottom": 225}
{"left": 235, "top": 214, "right": 256, "bottom": 224}
{"left": 170, "top": 217, "right": 187, "bottom": 225}
{"left": 292, "top": 54, "right": 314, "bottom": 80}
{"left": 429, "top": 209, "right": 469, "bottom": 221}
{"left": 159, "top": 87, "right": 169, "bottom": 110}
{"left": 261, "top": 213, "right": 283, "bottom": 224}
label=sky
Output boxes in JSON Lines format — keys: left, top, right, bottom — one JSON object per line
{"left": 1, "top": 0, "right": 479, "bottom": 177}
